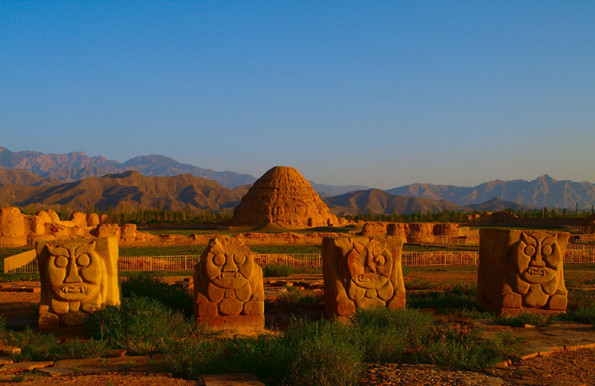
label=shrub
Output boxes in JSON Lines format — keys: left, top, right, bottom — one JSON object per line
{"left": 121, "top": 275, "right": 193, "bottom": 317}
{"left": 270, "top": 287, "right": 323, "bottom": 311}
{"left": 407, "top": 288, "right": 476, "bottom": 314}
{"left": 5, "top": 328, "right": 110, "bottom": 362}
{"left": 351, "top": 308, "right": 435, "bottom": 363}
{"left": 420, "top": 329, "right": 519, "bottom": 370}
{"left": 283, "top": 318, "right": 364, "bottom": 386}
{"left": 262, "top": 264, "right": 295, "bottom": 277}
{"left": 6, "top": 328, "right": 60, "bottom": 361}
{"left": 87, "top": 296, "right": 197, "bottom": 354}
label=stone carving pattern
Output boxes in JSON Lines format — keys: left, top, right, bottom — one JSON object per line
{"left": 37, "top": 238, "right": 119, "bottom": 328}
{"left": 324, "top": 236, "right": 405, "bottom": 318}
{"left": 194, "top": 237, "right": 264, "bottom": 320}
{"left": 503, "top": 231, "right": 567, "bottom": 310}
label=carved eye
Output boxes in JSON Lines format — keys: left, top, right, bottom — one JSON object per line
{"left": 542, "top": 245, "right": 553, "bottom": 256}
{"left": 373, "top": 254, "right": 385, "bottom": 266}
{"left": 54, "top": 256, "right": 68, "bottom": 268}
{"left": 212, "top": 254, "right": 225, "bottom": 266}
{"left": 234, "top": 254, "right": 246, "bottom": 265}
{"left": 524, "top": 245, "right": 536, "bottom": 256}
{"left": 77, "top": 254, "right": 91, "bottom": 267}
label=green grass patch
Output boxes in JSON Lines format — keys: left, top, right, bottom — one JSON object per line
{"left": 407, "top": 286, "right": 478, "bottom": 315}
{"left": 4, "top": 328, "right": 110, "bottom": 362}
{"left": 564, "top": 263, "right": 595, "bottom": 271}
{"left": 0, "top": 273, "right": 40, "bottom": 282}
{"left": 494, "top": 313, "right": 549, "bottom": 327}
{"left": 267, "top": 286, "right": 323, "bottom": 312}
{"left": 164, "top": 308, "right": 519, "bottom": 383}
{"left": 121, "top": 275, "right": 194, "bottom": 317}
{"left": 86, "top": 297, "right": 199, "bottom": 355}
{"left": 419, "top": 328, "right": 519, "bottom": 371}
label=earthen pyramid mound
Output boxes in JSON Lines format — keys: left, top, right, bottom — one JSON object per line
{"left": 231, "top": 166, "right": 337, "bottom": 228}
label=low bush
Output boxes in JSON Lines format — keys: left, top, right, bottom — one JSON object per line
{"left": 165, "top": 308, "right": 519, "bottom": 383}
{"left": 87, "top": 296, "right": 197, "bottom": 354}
{"left": 262, "top": 264, "right": 295, "bottom": 277}
{"left": 269, "top": 287, "right": 323, "bottom": 310}
{"left": 407, "top": 287, "right": 476, "bottom": 314}
{"left": 4, "top": 328, "right": 110, "bottom": 362}
{"left": 121, "top": 275, "right": 193, "bottom": 317}
{"left": 351, "top": 307, "right": 435, "bottom": 363}
{"left": 285, "top": 321, "right": 364, "bottom": 386}
{"left": 420, "top": 328, "right": 518, "bottom": 370}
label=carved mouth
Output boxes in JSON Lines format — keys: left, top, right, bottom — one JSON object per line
{"left": 220, "top": 272, "right": 241, "bottom": 280}
{"left": 60, "top": 285, "right": 88, "bottom": 294}
{"left": 526, "top": 268, "right": 546, "bottom": 276}
{"left": 353, "top": 273, "right": 387, "bottom": 289}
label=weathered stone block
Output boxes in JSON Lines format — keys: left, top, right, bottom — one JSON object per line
{"left": 36, "top": 237, "right": 120, "bottom": 330}
{"left": 478, "top": 229, "right": 569, "bottom": 315}
{"left": 194, "top": 236, "right": 264, "bottom": 332}
{"left": 323, "top": 236, "right": 405, "bottom": 320}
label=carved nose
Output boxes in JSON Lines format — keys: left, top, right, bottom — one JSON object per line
{"left": 222, "top": 255, "right": 238, "bottom": 272}
{"left": 64, "top": 258, "right": 83, "bottom": 283}
{"left": 530, "top": 250, "right": 546, "bottom": 267}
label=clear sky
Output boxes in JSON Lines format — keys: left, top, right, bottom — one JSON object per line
{"left": 1, "top": 1, "right": 594, "bottom": 189}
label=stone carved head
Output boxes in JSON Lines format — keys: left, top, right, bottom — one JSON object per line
{"left": 507, "top": 231, "right": 567, "bottom": 308}
{"left": 323, "top": 236, "right": 405, "bottom": 319}
{"left": 43, "top": 240, "right": 107, "bottom": 304}
{"left": 204, "top": 238, "right": 255, "bottom": 290}
{"left": 195, "top": 237, "right": 264, "bottom": 319}
{"left": 37, "top": 238, "right": 120, "bottom": 320}
{"left": 511, "top": 232, "right": 562, "bottom": 285}
{"left": 346, "top": 239, "right": 395, "bottom": 308}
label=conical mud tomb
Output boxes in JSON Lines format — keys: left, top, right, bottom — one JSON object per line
{"left": 231, "top": 166, "right": 337, "bottom": 228}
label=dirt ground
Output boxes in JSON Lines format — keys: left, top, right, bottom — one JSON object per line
{"left": 360, "top": 347, "right": 595, "bottom": 385}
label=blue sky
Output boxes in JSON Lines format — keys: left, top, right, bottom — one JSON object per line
{"left": 1, "top": 1, "right": 594, "bottom": 188}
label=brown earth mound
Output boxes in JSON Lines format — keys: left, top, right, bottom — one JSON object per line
{"left": 231, "top": 166, "right": 337, "bottom": 228}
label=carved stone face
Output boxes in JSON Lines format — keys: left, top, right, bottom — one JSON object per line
{"left": 204, "top": 239, "right": 254, "bottom": 290}
{"left": 512, "top": 233, "right": 562, "bottom": 285}
{"left": 45, "top": 241, "right": 105, "bottom": 302}
{"left": 347, "top": 239, "right": 393, "bottom": 289}
{"left": 346, "top": 239, "right": 395, "bottom": 307}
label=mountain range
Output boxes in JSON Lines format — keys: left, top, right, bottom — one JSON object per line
{"left": 387, "top": 175, "right": 595, "bottom": 209}
{"left": 0, "top": 170, "right": 249, "bottom": 212}
{"left": 1, "top": 147, "right": 594, "bottom": 212}
{"left": 0, "top": 147, "right": 365, "bottom": 196}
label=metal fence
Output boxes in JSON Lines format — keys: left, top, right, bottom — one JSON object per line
{"left": 402, "top": 251, "right": 478, "bottom": 266}
{"left": 254, "top": 253, "right": 322, "bottom": 268}
{"left": 5, "top": 246, "right": 595, "bottom": 274}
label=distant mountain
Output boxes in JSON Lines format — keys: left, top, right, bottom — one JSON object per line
{"left": 0, "top": 148, "right": 359, "bottom": 195}
{"left": 0, "top": 169, "right": 59, "bottom": 186}
{"left": 0, "top": 170, "right": 248, "bottom": 212}
{"left": 309, "top": 182, "right": 369, "bottom": 197}
{"left": 0, "top": 147, "right": 255, "bottom": 188}
{"left": 468, "top": 198, "right": 534, "bottom": 212}
{"left": 325, "top": 189, "right": 468, "bottom": 216}
{"left": 387, "top": 175, "right": 595, "bottom": 209}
